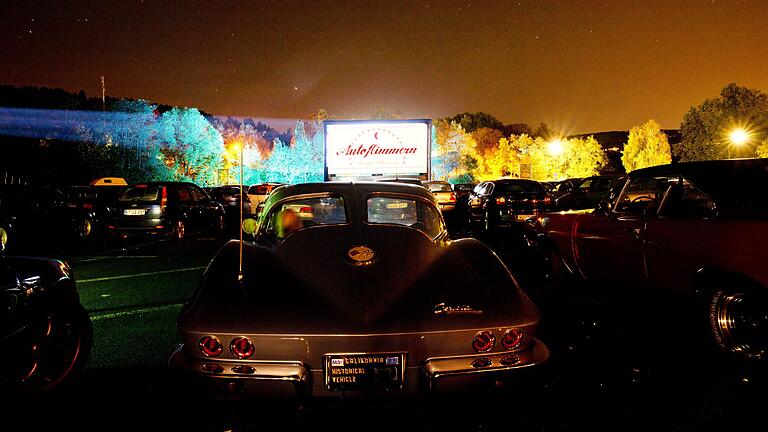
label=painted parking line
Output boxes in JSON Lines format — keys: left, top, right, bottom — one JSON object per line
{"left": 90, "top": 303, "right": 183, "bottom": 321}
{"left": 74, "top": 255, "right": 160, "bottom": 263}
{"left": 78, "top": 266, "right": 207, "bottom": 284}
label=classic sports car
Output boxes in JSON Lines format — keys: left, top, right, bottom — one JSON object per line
{"left": 532, "top": 158, "right": 768, "bottom": 360}
{"left": 170, "top": 182, "right": 548, "bottom": 399}
{"left": 0, "top": 241, "right": 91, "bottom": 391}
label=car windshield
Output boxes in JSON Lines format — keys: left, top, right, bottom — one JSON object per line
{"left": 366, "top": 196, "right": 443, "bottom": 238}
{"left": 118, "top": 186, "right": 161, "bottom": 202}
{"left": 264, "top": 196, "right": 347, "bottom": 239}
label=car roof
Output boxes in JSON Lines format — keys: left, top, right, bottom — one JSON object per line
{"left": 630, "top": 158, "right": 768, "bottom": 210}
{"left": 266, "top": 181, "right": 436, "bottom": 204}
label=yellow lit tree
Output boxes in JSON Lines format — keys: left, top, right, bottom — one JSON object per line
{"left": 622, "top": 119, "right": 672, "bottom": 172}
{"left": 756, "top": 138, "right": 768, "bottom": 158}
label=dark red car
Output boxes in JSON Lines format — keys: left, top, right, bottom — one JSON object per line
{"left": 532, "top": 158, "right": 768, "bottom": 360}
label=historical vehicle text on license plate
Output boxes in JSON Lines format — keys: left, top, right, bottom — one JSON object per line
{"left": 324, "top": 353, "right": 405, "bottom": 391}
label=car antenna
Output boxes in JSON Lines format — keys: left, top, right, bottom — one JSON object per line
{"left": 238, "top": 141, "right": 245, "bottom": 282}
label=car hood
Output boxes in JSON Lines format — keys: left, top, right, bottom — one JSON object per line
{"left": 181, "top": 229, "right": 539, "bottom": 334}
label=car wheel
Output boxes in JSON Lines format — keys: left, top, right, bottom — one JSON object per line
{"left": 77, "top": 218, "right": 93, "bottom": 239}
{"left": 18, "top": 304, "right": 92, "bottom": 392}
{"left": 709, "top": 286, "right": 767, "bottom": 360}
{"left": 0, "top": 225, "right": 9, "bottom": 250}
{"left": 171, "top": 220, "right": 186, "bottom": 240}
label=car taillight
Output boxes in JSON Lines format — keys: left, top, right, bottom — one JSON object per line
{"left": 160, "top": 186, "right": 168, "bottom": 211}
{"left": 83, "top": 203, "right": 93, "bottom": 210}
{"left": 502, "top": 328, "right": 523, "bottom": 350}
{"left": 230, "top": 337, "right": 255, "bottom": 359}
{"left": 472, "top": 331, "right": 496, "bottom": 352}
{"left": 199, "top": 336, "right": 222, "bottom": 357}
{"left": 544, "top": 196, "right": 552, "bottom": 205}
{"left": 495, "top": 197, "right": 506, "bottom": 205}
{"left": 299, "top": 206, "right": 312, "bottom": 213}
{"left": 449, "top": 192, "right": 456, "bottom": 203}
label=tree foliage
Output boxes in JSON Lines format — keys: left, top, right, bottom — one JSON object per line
{"left": 155, "top": 107, "right": 224, "bottom": 185}
{"left": 676, "top": 83, "right": 768, "bottom": 161}
{"left": 432, "top": 120, "right": 478, "bottom": 181}
{"left": 622, "top": 119, "right": 672, "bottom": 172}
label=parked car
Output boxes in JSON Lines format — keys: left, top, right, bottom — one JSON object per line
{"left": 61, "top": 184, "right": 126, "bottom": 240}
{"left": 169, "top": 182, "right": 548, "bottom": 399}
{"left": 0, "top": 184, "right": 78, "bottom": 251}
{"left": 532, "top": 158, "right": 768, "bottom": 360}
{"left": 554, "top": 175, "right": 623, "bottom": 210}
{"left": 108, "top": 182, "right": 226, "bottom": 239}
{"left": 549, "top": 178, "right": 582, "bottom": 200}
{"left": 0, "top": 241, "right": 92, "bottom": 391}
{"left": 423, "top": 180, "right": 457, "bottom": 214}
{"left": 468, "top": 179, "right": 552, "bottom": 231}
{"left": 209, "top": 185, "right": 255, "bottom": 229}
{"left": 246, "top": 183, "right": 284, "bottom": 217}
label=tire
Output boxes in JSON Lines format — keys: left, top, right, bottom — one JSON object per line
{"left": 708, "top": 286, "right": 767, "bottom": 360}
{"left": 170, "top": 220, "right": 186, "bottom": 240}
{"left": 17, "top": 304, "right": 92, "bottom": 392}
{"left": 0, "top": 225, "right": 9, "bottom": 250}
{"left": 77, "top": 218, "right": 93, "bottom": 240}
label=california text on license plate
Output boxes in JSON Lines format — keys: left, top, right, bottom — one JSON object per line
{"left": 123, "top": 209, "right": 145, "bottom": 215}
{"left": 324, "top": 353, "right": 405, "bottom": 391}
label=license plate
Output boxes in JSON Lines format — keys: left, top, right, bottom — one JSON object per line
{"left": 123, "top": 209, "right": 146, "bottom": 216}
{"left": 324, "top": 353, "right": 405, "bottom": 391}
{"left": 515, "top": 214, "right": 535, "bottom": 222}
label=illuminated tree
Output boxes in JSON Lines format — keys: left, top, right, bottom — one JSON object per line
{"left": 756, "top": 138, "right": 768, "bottom": 158}
{"left": 446, "top": 111, "right": 504, "bottom": 133}
{"left": 622, "top": 120, "right": 672, "bottom": 172}
{"left": 676, "top": 83, "right": 768, "bottom": 161}
{"left": 472, "top": 127, "right": 505, "bottom": 156}
{"left": 432, "top": 120, "right": 478, "bottom": 181}
{"left": 262, "top": 120, "right": 323, "bottom": 183}
{"left": 155, "top": 107, "right": 224, "bottom": 185}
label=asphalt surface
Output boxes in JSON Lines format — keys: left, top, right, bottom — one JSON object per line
{"left": 7, "top": 226, "right": 767, "bottom": 431}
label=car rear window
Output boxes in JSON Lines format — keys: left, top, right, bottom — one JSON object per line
{"left": 426, "top": 183, "right": 452, "bottom": 192}
{"left": 497, "top": 182, "right": 545, "bottom": 194}
{"left": 248, "top": 185, "right": 274, "bottom": 195}
{"left": 366, "top": 196, "right": 443, "bottom": 238}
{"left": 118, "top": 186, "right": 161, "bottom": 202}
{"left": 264, "top": 196, "right": 347, "bottom": 239}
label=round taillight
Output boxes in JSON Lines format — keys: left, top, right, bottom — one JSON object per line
{"left": 201, "top": 363, "right": 224, "bottom": 373}
{"left": 230, "top": 337, "right": 255, "bottom": 359}
{"left": 502, "top": 329, "right": 523, "bottom": 350}
{"left": 199, "top": 336, "right": 223, "bottom": 357}
{"left": 472, "top": 331, "right": 496, "bottom": 352}
{"left": 471, "top": 357, "right": 492, "bottom": 368}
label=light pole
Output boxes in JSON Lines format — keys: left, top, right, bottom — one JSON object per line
{"left": 728, "top": 128, "right": 749, "bottom": 159}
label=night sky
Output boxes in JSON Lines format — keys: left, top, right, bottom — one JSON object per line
{"left": 2, "top": 0, "right": 767, "bottom": 134}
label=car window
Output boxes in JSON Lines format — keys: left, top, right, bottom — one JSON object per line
{"left": 658, "top": 178, "right": 716, "bottom": 219}
{"left": 190, "top": 185, "right": 208, "bottom": 201}
{"left": 578, "top": 179, "right": 592, "bottom": 191}
{"left": 426, "top": 182, "right": 452, "bottom": 192}
{"left": 614, "top": 176, "right": 675, "bottom": 214}
{"left": 366, "top": 196, "right": 443, "bottom": 238}
{"left": 175, "top": 185, "right": 192, "bottom": 202}
{"left": 264, "top": 196, "right": 347, "bottom": 239}
{"left": 118, "top": 186, "right": 161, "bottom": 202}
{"left": 497, "top": 182, "right": 545, "bottom": 194}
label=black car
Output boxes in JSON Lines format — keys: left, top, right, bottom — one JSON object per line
{"left": 0, "top": 241, "right": 92, "bottom": 391}
{"left": 209, "top": 185, "right": 255, "bottom": 230}
{"left": 468, "top": 179, "right": 552, "bottom": 231}
{"left": 554, "top": 175, "right": 624, "bottom": 210}
{"left": 549, "top": 178, "right": 582, "bottom": 199}
{"left": 108, "top": 182, "right": 226, "bottom": 239}
{"left": 0, "top": 184, "right": 79, "bottom": 252}
{"left": 61, "top": 185, "right": 127, "bottom": 240}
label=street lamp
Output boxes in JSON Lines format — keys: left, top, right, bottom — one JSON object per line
{"left": 547, "top": 138, "right": 564, "bottom": 157}
{"left": 728, "top": 128, "right": 749, "bottom": 159}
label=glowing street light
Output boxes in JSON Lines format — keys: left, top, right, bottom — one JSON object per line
{"left": 727, "top": 128, "right": 750, "bottom": 159}
{"left": 547, "top": 138, "right": 564, "bottom": 156}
